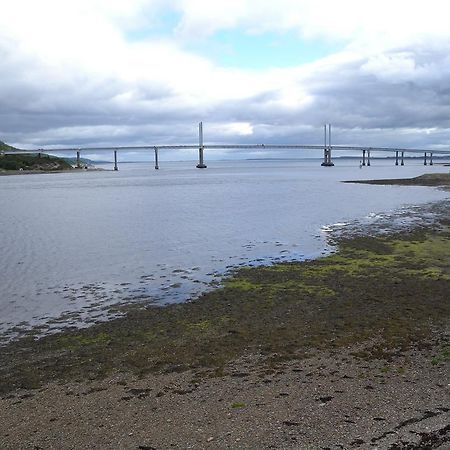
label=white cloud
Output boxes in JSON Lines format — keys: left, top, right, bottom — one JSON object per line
{"left": 174, "top": 0, "right": 450, "bottom": 48}
{"left": 212, "top": 122, "right": 254, "bottom": 137}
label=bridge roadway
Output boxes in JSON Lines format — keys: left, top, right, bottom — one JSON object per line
{"left": 5, "top": 143, "right": 450, "bottom": 153}
{"left": 3, "top": 144, "right": 450, "bottom": 170}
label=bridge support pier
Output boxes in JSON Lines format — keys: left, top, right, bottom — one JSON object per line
{"left": 114, "top": 150, "right": 118, "bottom": 171}
{"left": 321, "top": 148, "right": 334, "bottom": 166}
{"left": 430, "top": 152, "right": 433, "bottom": 165}
{"left": 196, "top": 121, "right": 207, "bottom": 168}
{"left": 367, "top": 150, "right": 371, "bottom": 166}
{"left": 154, "top": 147, "right": 159, "bottom": 170}
{"left": 362, "top": 149, "right": 366, "bottom": 166}
{"left": 401, "top": 151, "right": 404, "bottom": 165}
{"left": 395, "top": 151, "right": 399, "bottom": 165}
{"left": 76, "top": 150, "right": 81, "bottom": 168}
{"left": 424, "top": 152, "right": 427, "bottom": 165}
{"left": 197, "top": 146, "right": 206, "bottom": 168}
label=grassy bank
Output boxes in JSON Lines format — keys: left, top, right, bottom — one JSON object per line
{"left": 1, "top": 217, "right": 449, "bottom": 394}
{"left": 0, "top": 153, "right": 72, "bottom": 171}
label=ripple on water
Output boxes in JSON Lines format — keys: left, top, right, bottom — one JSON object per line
{"left": 0, "top": 162, "right": 447, "bottom": 342}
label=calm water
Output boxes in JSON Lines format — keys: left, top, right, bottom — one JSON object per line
{"left": 0, "top": 159, "right": 448, "bottom": 340}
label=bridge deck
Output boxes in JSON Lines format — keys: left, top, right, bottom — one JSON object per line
{"left": 3, "top": 144, "right": 450, "bottom": 154}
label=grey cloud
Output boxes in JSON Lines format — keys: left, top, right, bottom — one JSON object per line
{"left": 302, "top": 46, "right": 450, "bottom": 131}
{"left": 1, "top": 37, "right": 450, "bottom": 156}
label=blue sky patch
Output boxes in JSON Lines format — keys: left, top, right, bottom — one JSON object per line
{"left": 183, "top": 30, "right": 343, "bottom": 69}
{"left": 125, "top": 11, "right": 344, "bottom": 70}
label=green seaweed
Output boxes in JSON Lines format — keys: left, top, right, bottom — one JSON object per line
{"left": 0, "top": 224, "right": 449, "bottom": 394}
{"left": 231, "top": 402, "right": 246, "bottom": 409}
{"left": 56, "top": 332, "right": 111, "bottom": 350}
{"left": 431, "top": 346, "right": 450, "bottom": 365}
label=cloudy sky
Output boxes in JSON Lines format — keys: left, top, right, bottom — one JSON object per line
{"left": 1, "top": 0, "right": 450, "bottom": 159}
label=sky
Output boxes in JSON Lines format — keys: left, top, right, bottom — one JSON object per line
{"left": 1, "top": 0, "right": 450, "bottom": 160}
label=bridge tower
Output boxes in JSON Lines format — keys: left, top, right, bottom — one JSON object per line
{"left": 196, "top": 122, "right": 207, "bottom": 168}
{"left": 321, "top": 123, "right": 334, "bottom": 166}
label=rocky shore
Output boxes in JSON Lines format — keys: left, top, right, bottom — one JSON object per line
{"left": 0, "top": 189, "right": 448, "bottom": 449}
{"left": 1, "top": 340, "right": 449, "bottom": 449}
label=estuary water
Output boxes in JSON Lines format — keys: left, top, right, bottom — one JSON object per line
{"left": 0, "top": 159, "right": 448, "bottom": 341}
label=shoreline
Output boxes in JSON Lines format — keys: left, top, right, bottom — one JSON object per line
{"left": 0, "top": 167, "right": 104, "bottom": 176}
{"left": 343, "top": 172, "right": 450, "bottom": 187}
{"left": 0, "top": 195, "right": 449, "bottom": 448}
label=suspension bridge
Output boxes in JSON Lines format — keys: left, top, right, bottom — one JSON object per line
{"left": 2, "top": 123, "right": 450, "bottom": 170}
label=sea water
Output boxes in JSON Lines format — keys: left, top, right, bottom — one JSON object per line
{"left": 0, "top": 159, "right": 448, "bottom": 340}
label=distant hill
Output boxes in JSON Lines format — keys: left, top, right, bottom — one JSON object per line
{"left": 0, "top": 141, "right": 97, "bottom": 172}
{"left": 0, "top": 141, "right": 20, "bottom": 152}
{"left": 0, "top": 143, "right": 73, "bottom": 171}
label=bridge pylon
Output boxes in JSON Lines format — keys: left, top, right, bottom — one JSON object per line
{"left": 321, "top": 123, "right": 334, "bottom": 166}
{"left": 196, "top": 121, "right": 207, "bottom": 168}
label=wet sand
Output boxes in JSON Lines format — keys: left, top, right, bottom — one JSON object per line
{"left": 343, "top": 173, "right": 450, "bottom": 187}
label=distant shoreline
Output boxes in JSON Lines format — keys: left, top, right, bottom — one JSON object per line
{"left": 0, "top": 167, "right": 104, "bottom": 176}
{"left": 0, "top": 152, "right": 101, "bottom": 174}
